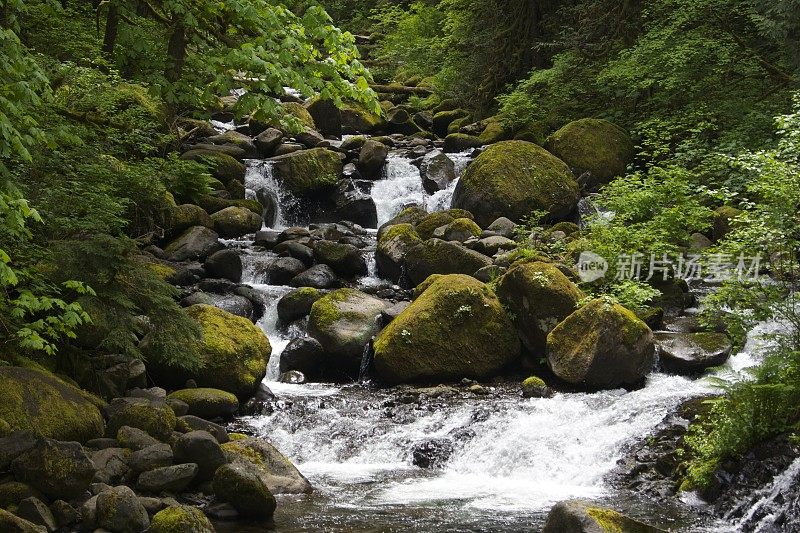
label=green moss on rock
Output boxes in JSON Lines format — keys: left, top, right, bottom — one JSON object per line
{"left": 452, "top": 140, "right": 580, "bottom": 227}
{"left": 167, "top": 388, "right": 239, "bottom": 420}
{"left": 270, "top": 148, "right": 343, "bottom": 198}
{"left": 0, "top": 366, "right": 105, "bottom": 443}
{"left": 405, "top": 239, "right": 493, "bottom": 286}
{"left": 282, "top": 102, "right": 317, "bottom": 131}
{"left": 180, "top": 149, "right": 245, "bottom": 184}
{"left": 373, "top": 274, "right": 521, "bottom": 384}
{"left": 496, "top": 261, "right": 585, "bottom": 355}
{"left": 478, "top": 117, "right": 511, "bottom": 145}
{"left": 443, "top": 133, "right": 484, "bottom": 152}
{"left": 341, "top": 101, "right": 387, "bottom": 133}
{"left": 376, "top": 224, "right": 422, "bottom": 282}
{"left": 150, "top": 505, "right": 214, "bottom": 533}
{"left": 415, "top": 212, "right": 455, "bottom": 241}
{"left": 545, "top": 118, "right": 634, "bottom": 187}
{"left": 221, "top": 437, "right": 313, "bottom": 494}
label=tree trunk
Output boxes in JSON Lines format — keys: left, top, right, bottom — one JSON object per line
{"left": 165, "top": 20, "right": 187, "bottom": 83}
{"left": 102, "top": 3, "right": 119, "bottom": 59}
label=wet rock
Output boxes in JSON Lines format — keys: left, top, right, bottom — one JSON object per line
{"left": 308, "top": 289, "right": 389, "bottom": 376}
{"left": 12, "top": 439, "right": 96, "bottom": 501}
{"left": 49, "top": 500, "right": 77, "bottom": 529}
{"left": 213, "top": 463, "right": 276, "bottom": 519}
{"left": 279, "top": 242, "right": 315, "bottom": 267}
{"left": 208, "top": 293, "right": 254, "bottom": 321}
{"left": 279, "top": 370, "right": 307, "bottom": 384}
{"left": 547, "top": 299, "right": 655, "bottom": 389}
{"left": 254, "top": 229, "right": 281, "bottom": 249}
{"left": 420, "top": 150, "right": 456, "bottom": 194}
{"left": 333, "top": 181, "right": 378, "bottom": 228}
{"left": 137, "top": 464, "right": 198, "bottom": 493}
{"left": 266, "top": 257, "right": 307, "bottom": 285}
{"left": 164, "top": 226, "right": 222, "bottom": 262}
{"left": 277, "top": 287, "right": 323, "bottom": 323}
{"left": 279, "top": 338, "right": 325, "bottom": 379}
{"left": 313, "top": 240, "right": 367, "bottom": 277}
{"left": 178, "top": 416, "right": 229, "bottom": 444}
{"left": 254, "top": 128, "right": 283, "bottom": 157}
{"left": 296, "top": 128, "right": 324, "bottom": 148}
{"left": 373, "top": 274, "right": 520, "bottom": 384}
{"left": 542, "top": 499, "right": 665, "bottom": 533}
{"left": 412, "top": 438, "right": 454, "bottom": 469}
{"left": 96, "top": 485, "right": 150, "bottom": 533}
{"left": 173, "top": 431, "right": 226, "bottom": 483}
{"left": 204, "top": 250, "right": 242, "bottom": 282}
{"left": 358, "top": 139, "right": 389, "bottom": 179}
{"left": 376, "top": 224, "right": 421, "bottom": 284}
{"left": 270, "top": 148, "right": 343, "bottom": 198}
{"left": 221, "top": 437, "right": 313, "bottom": 494}
{"left": 290, "top": 264, "right": 339, "bottom": 289}
{"left": 655, "top": 332, "right": 732, "bottom": 374}
{"left": 211, "top": 206, "right": 262, "bottom": 238}
{"left": 305, "top": 98, "right": 342, "bottom": 137}
{"left": 117, "top": 426, "right": 159, "bottom": 451}
{"left": 521, "top": 376, "right": 553, "bottom": 398}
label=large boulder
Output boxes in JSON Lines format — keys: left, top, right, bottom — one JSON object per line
{"left": 420, "top": 150, "right": 456, "bottom": 194}
{"left": 210, "top": 206, "right": 262, "bottom": 238}
{"left": 432, "top": 109, "right": 468, "bottom": 137}
{"left": 222, "top": 437, "right": 312, "bottom": 494}
{"left": 290, "top": 264, "right": 338, "bottom": 289}
{"left": 545, "top": 118, "right": 635, "bottom": 188}
{"left": 376, "top": 224, "right": 422, "bottom": 283}
{"left": 357, "top": 139, "right": 389, "bottom": 179}
{"left": 96, "top": 485, "right": 150, "bottom": 533}
{"left": 451, "top": 141, "right": 580, "bottom": 227}
{"left": 254, "top": 128, "right": 283, "bottom": 157}
{"left": 373, "top": 274, "right": 520, "bottom": 384}
{"left": 307, "top": 289, "right": 388, "bottom": 376}
{"left": 106, "top": 398, "right": 176, "bottom": 441}
{"left": 279, "top": 338, "right": 325, "bottom": 379}
{"left": 277, "top": 287, "right": 323, "bottom": 323}
{"left": 495, "top": 262, "right": 584, "bottom": 354}
{"left": 270, "top": 148, "right": 343, "bottom": 198}
{"left": 12, "top": 439, "right": 96, "bottom": 500}
{"left": 149, "top": 505, "right": 215, "bottom": 533}
{"left": 405, "top": 239, "right": 492, "bottom": 287}
{"left": 166, "top": 388, "right": 239, "bottom": 420}
{"left": 654, "top": 332, "right": 732, "bottom": 374}
{"left": 164, "top": 226, "right": 222, "bottom": 262}
{"left": 332, "top": 181, "right": 378, "bottom": 228}
{"left": 546, "top": 299, "right": 655, "bottom": 389}
{"left": 313, "top": 240, "right": 367, "bottom": 278}
{"left": 305, "top": 98, "right": 342, "bottom": 137}
{"left": 173, "top": 431, "right": 226, "bottom": 483}
{"left": 0, "top": 509, "right": 45, "bottom": 533}
{"left": 165, "top": 204, "right": 213, "bottom": 237}
{"left": 180, "top": 149, "right": 245, "bottom": 184}
{"left": 213, "top": 463, "right": 276, "bottom": 519}
{"left": 340, "top": 101, "right": 386, "bottom": 134}
{"left": 0, "top": 366, "right": 104, "bottom": 442}
{"left": 204, "top": 249, "right": 242, "bottom": 282}
{"left": 151, "top": 305, "right": 271, "bottom": 399}
{"left": 542, "top": 499, "right": 665, "bottom": 533}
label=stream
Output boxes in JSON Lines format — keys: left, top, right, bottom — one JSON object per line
{"left": 218, "top": 145, "right": 785, "bottom": 532}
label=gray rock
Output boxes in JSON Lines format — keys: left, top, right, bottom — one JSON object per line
{"left": 420, "top": 150, "right": 456, "bottom": 194}
{"left": 655, "top": 331, "right": 732, "bottom": 374}
{"left": 49, "top": 500, "right": 77, "bottom": 529}
{"left": 12, "top": 439, "right": 96, "bottom": 501}
{"left": 290, "top": 264, "right": 338, "bottom": 289}
{"left": 212, "top": 463, "right": 276, "bottom": 519}
{"left": 279, "top": 338, "right": 325, "bottom": 379}
{"left": 164, "top": 226, "right": 222, "bottom": 262}
{"left": 130, "top": 444, "right": 173, "bottom": 473}
{"left": 173, "top": 431, "right": 226, "bottom": 482}
{"left": 254, "top": 128, "right": 283, "bottom": 157}
{"left": 204, "top": 249, "right": 242, "bottom": 282}
{"left": 17, "top": 497, "right": 56, "bottom": 532}
{"left": 358, "top": 139, "right": 389, "bottom": 179}
{"left": 96, "top": 485, "right": 150, "bottom": 533}
{"left": 487, "top": 217, "right": 517, "bottom": 239}
{"left": 91, "top": 448, "right": 130, "bottom": 485}
{"left": 313, "top": 241, "right": 367, "bottom": 277}
{"left": 277, "top": 287, "right": 323, "bottom": 323}
{"left": 266, "top": 257, "right": 307, "bottom": 285}
{"left": 116, "top": 426, "right": 159, "bottom": 451}
{"left": 178, "top": 416, "right": 229, "bottom": 444}
{"left": 137, "top": 464, "right": 198, "bottom": 494}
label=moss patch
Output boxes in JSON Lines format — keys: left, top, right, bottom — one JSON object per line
{"left": 167, "top": 388, "right": 239, "bottom": 419}
{"left": 150, "top": 505, "right": 214, "bottom": 533}
{"left": 270, "top": 148, "right": 343, "bottom": 198}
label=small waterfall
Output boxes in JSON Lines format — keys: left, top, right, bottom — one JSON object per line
{"left": 244, "top": 159, "right": 298, "bottom": 229}
{"left": 733, "top": 457, "right": 800, "bottom": 531}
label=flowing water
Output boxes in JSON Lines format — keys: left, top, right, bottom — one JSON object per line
{"left": 229, "top": 146, "right": 790, "bottom": 532}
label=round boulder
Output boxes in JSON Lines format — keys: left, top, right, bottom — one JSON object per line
{"left": 545, "top": 118, "right": 635, "bottom": 188}
{"left": 11, "top": 439, "right": 96, "bottom": 501}
{"left": 270, "top": 148, "right": 343, "bottom": 198}
{"left": 313, "top": 241, "right": 367, "bottom": 278}
{"left": 376, "top": 224, "right": 422, "bottom": 283}
{"left": 373, "top": 274, "right": 521, "bottom": 384}
{"left": 150, "top": 505, "right": 215, "bottom": 533}
{"left": 204, "top": 249, "right": 242, "bottom": 282}
{"left": 166, "top": 388, "right": 239, "bottom": 420}
{"left": 405, "top": 239, "right": 492, "bottom": 287}
{"left": 211, "top": 206, "right": 262, "bottom": 238}
{"left": 277, "top": 287, "right": 323, "bottom": 323}
{"left": 96, "top": 485, "right": 150, "bottom": 533}
{"left": 358, "top": 139, "right": 389, "bottom": 179}
{"left": 213, "top": 463, "right": 276, "bottom": 519}
{"left": 451, "top": 141, "right": 580, "bottom": 227}
{"left": 546, "top": 298, "right": 655, "bottom": 389}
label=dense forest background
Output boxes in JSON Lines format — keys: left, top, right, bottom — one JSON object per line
{"left": 1, "top": 0, "right": 800, "bottom": 496}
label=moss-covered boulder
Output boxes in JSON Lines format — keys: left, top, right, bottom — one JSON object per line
{"left": 222, "top": 437, "right": 312, "bottom": 494}
{"left": 210, "top": 206, "right": 262, "bottom": 238}
{"left": 166, "top": 204, "right": 213, "bottom": 237}
{"left": 277, "top": 287, "right": 323, "bottom": 323}
{"left": 433, "top": 109, "right": 469, "bottom": 137}
{"left": 376, "top": 224, "right": 422, "bottom": 283}
{"left": 340, "top": 101, "right": 387, "bottom": 134}
{"left": 0, "top": 508, "right": 45, "bottom": 533}
{"left": 313, "top": 240, "right": 367, "bottom": 278}
{"left": 181, "top": 305, "right": 272, "bottom": 399}
{"left": 0, "top": 366, "right": 104, "bottom": 443}
{"left": 545, "top": 118, "right": 635, "bottom": 188}
{"left": 542, "top": 499, "right": 665, "bottom": 533}
{"left": 405, "top": 239, "right": 492, "bottom": 287}
{"left": 496, "top": 262, "right": 584, "bottom": 354}
{"left": 150, "top": 505, "right": 215, "bottom": 533}
{"left": 305, "top": 97, "right": 342, "bottom": 137}
{"left": 713, "top": 205, "right": 742, "bottom": 241}
{"left": 654, "top": 332, "right": 732, "bottom": 374}
{"left": 270, "top": 148, "right": 343, "bottom": 198}
{"left": 167, "top": 388, "right": 239, "bottom": 420}
{"left": 477, "top": 117, "right": 511, "bottom": 145}
{"left": 163, "top": 226, "right": 222, "bottom": 262}
{"left": 415, "top": 212, "right": 455, "bottom": 241}
{"left": 180, "top": 149, "right": 245, "bottom": 184}
{"left": 0, "top": 483, "right": 42, "bottom": 509}
{"left": 11, "top": 439, "right": 96, "bottom": 501}
{"left": 213, "top": 463, "right": 276, "bottom": 519}
{"left": 197, "top": 195, "right": 263, "bottom": 216}
{"left": 106, "top": 398, "right": 176, "bottom": 441}
{"left": 521, "top": 376, "right": 553, "bottom": 398}
{"left": 443, "top": 133, "right": 484, "bottom": 153}
{"left": 378, "top": 206, "right": 428, "bottom": 239}
{"left": 96, "top": 485, "right": 150, "bottom": 533}
{"left": 452, "top": 141, "right": 580, "bottom": 227}
{"left": 307, "top": 289, "right": 389, "bottom": 377}
{"left": 434, "top": 218, "right": 482, "bottom": 242}
{"left": 373, "top": 274, "right": 520, "bottom": 384}
{"left": 546, "top": 299, "right": 655, "bottom": 389}
{"left": 282, "top": 101, "right": 316, "bottom": 131}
